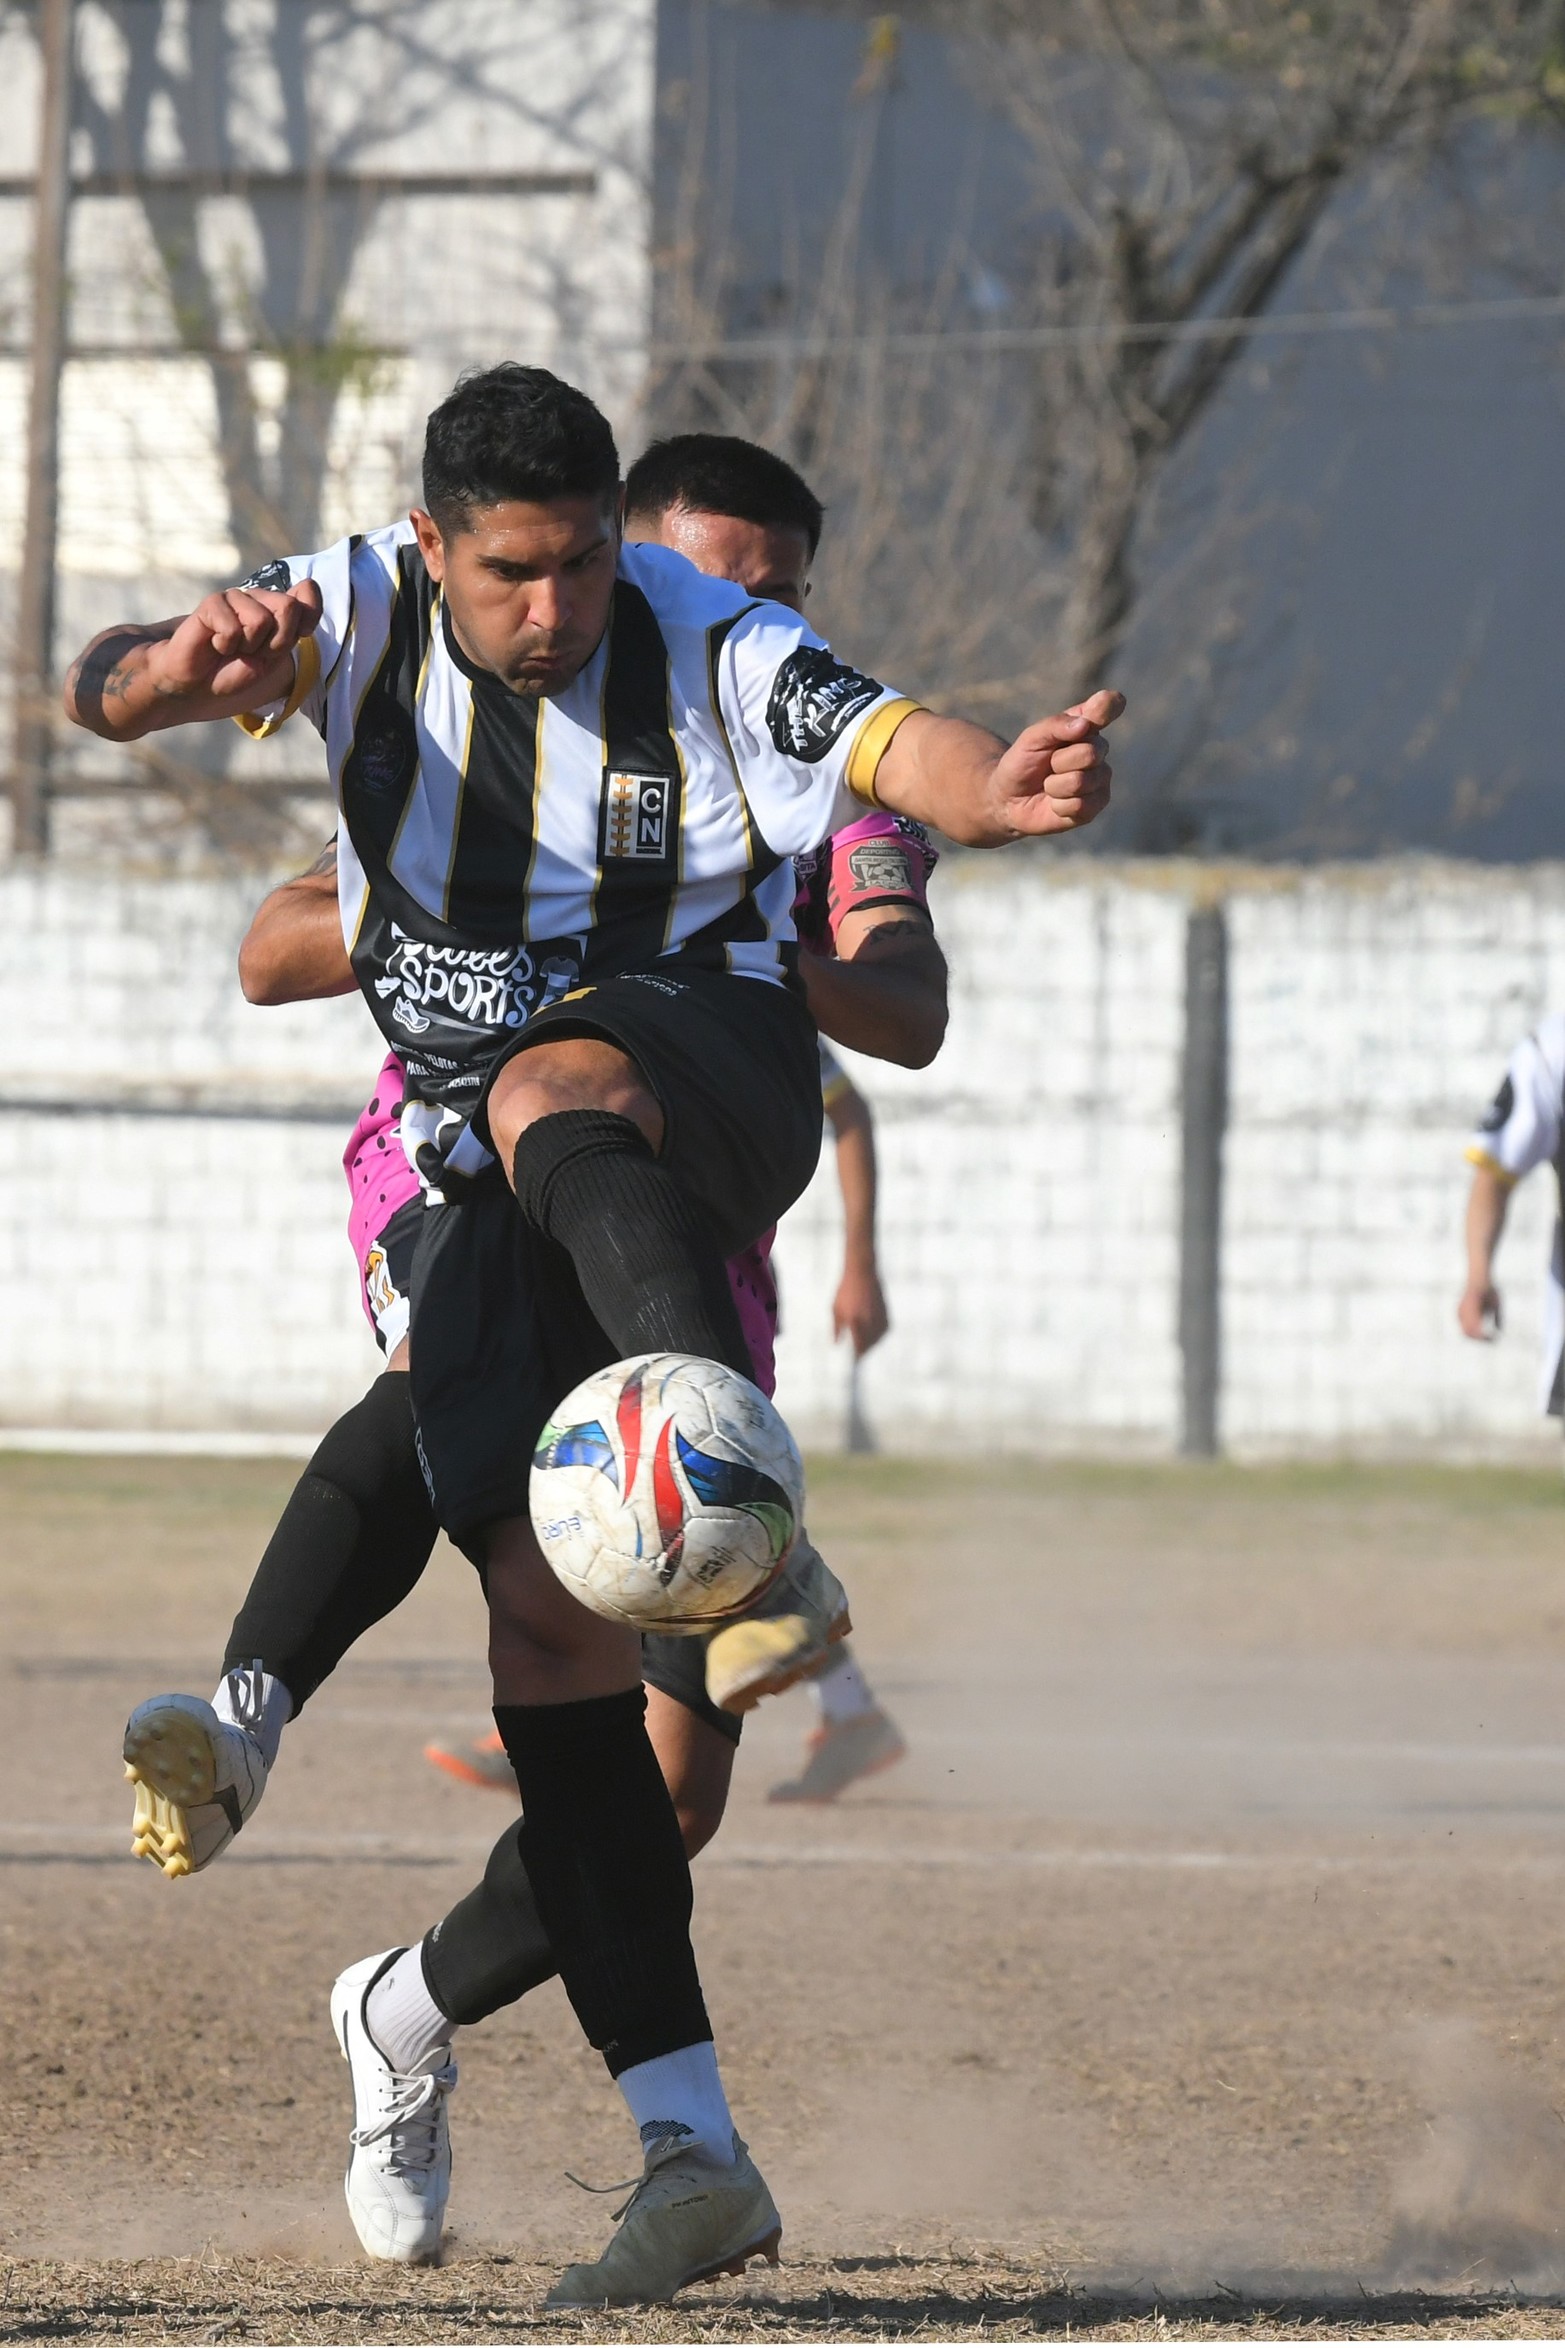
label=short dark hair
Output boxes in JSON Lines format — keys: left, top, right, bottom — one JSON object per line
{"left": 624, "top": 433, "right": 824, "bottom": 556}
{"left": 422, "top": 363, "right": 620, "bottom": 534}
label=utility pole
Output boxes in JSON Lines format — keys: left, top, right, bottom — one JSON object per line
{"left": 1178, "top": 900, "right": 1228, "bottom": 1457}
{"left": 12, "top": 0, "right": 74, "bottom": 857}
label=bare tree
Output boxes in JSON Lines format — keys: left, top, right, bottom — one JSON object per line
{"left": 948, "top": 0, "right": 1565, "bottom": 705}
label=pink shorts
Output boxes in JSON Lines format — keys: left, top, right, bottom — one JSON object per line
{"left": 346, "top": 1052, "right": 780, "bottom": 1390}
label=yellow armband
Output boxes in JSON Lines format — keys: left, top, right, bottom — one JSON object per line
{"left": 844, "top": 696, "right": 922, "bottom": 805}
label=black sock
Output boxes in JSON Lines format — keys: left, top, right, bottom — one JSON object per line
{"left": 493, "top": 1688, "right": 710, "bottom": 2076}
{"left": 222, "top": 1372, "right": 439, "bottom": 1712}
{"left": 421, "top": 1821, "right": 558, "bottom": 2024}
{"left": 510, "top": 1109, "right": 751, "bottom": 1377}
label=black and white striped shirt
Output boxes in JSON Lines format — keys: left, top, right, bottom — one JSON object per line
{"left": 240, "top": 525, "right": 918, "bottom": 1113}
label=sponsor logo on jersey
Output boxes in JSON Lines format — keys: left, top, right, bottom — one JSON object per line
{"left": 372, "top": 927, "right": 580, "bottom": 1039}
{"left": 602, "top": 769, "right": 673, "bottom": 861}
{"left": 846, "top": 839, "right": 912, "bottom": 896}
{"left": 766, "top": 647, "right": 883, "bottom": 763}
{"left": 1480, "top": 1076, "right": 1515, "bottom": 1134}
{"left": 239, "top": 558, "right": 292, "bottom": 594}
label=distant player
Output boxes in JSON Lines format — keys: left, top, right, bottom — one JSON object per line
{"left": 1459, "top": 1013, "right": 1565, "bottom": 1431}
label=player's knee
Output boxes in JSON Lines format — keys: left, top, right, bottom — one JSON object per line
{"left": 672, "top": 1793, "right": 725, "bottom": 1859}
{"left": 485, "top": 1515, "right": 639, "bottom": 1697}
{"left": 309, "top": 1371, "right": 421, "bottom": 1509}
{"left": 488, "top": 1039, "right": 662, "bottom": 1166}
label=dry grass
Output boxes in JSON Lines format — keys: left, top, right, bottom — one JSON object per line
{"left": 6, "top": 2251, "right": 1565, "bottom": 2344}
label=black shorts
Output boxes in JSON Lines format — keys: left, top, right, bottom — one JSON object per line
{"left": 407, "top": 965, "right": 820, "bottom": 1552}
{"left": 641, "top": 1631, "right": 743, "bottom": 1747}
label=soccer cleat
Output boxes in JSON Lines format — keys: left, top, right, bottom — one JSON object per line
{"left": 703, "top": 1533, "right": 851, "bottom": 1715}
{"left": 545, "top": 2131, "right": 781, "bottom": 2307}
{"left": 767, "top": 1707, "right": 907, "bottom": 1803}
{"left": 423, "top": 1726, "right": 518, "bottom": 1795}
{"left": 123, "top": 1682, "right": 269, "bottom": 1878}
{"left": 331, "top": 1949, "right": 456, "bottom": 2265}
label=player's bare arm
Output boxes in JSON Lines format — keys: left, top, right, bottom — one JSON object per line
{"left": 825, "top": 1078, "right": 889, "bottom": 1355}
{"left": 1458, "top": 1161, "right": 1512, "bottom": 1339}
{"left": 238, "top": 842, "right": 356, "bottom": 1005}
{"left": 801, "top": 903, "right": 947, "bottom": 1069}
{"left": 63, "top": 578, "right": 323, "bottom": 740}
{"left": 873, "top": 690, "right": 1122, "bottom": 847}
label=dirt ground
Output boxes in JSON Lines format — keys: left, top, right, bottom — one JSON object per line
{"left": 10, "top": 1449, "right": 1565, "bottom": 2342}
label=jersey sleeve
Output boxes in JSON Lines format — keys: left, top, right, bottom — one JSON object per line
{"left": 823, "top": 811, "right": 936, "bottom": 947}
{"left": 229, "top": 539, "right": 358, "bottom": 742}
{"left": 1467, "top": 1031, "right": 1564, "bottom": 1183}
{"left": 716, "top": 604, "right": 922, "bottom": 855}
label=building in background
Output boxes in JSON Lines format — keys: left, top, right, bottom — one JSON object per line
{"left": 0, "top": 0, "right": 654, "bottom": 855}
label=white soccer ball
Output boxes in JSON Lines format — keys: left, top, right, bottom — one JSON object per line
{"left": 530, "top": 1353, "right": 804, "bottom": 1633}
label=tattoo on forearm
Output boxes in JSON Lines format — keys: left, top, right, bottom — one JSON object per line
{"left": 70, "top": 623, "right": 178, "bottom": 733}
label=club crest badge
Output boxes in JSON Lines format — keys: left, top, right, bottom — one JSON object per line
{"left": 601, "top": 770, "right": 673, "bottom": 863}
{"left": 846, "top": 840, "right": 912, "bottom": 895}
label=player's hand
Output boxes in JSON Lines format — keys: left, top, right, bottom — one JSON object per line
{"left": 1457, "top": 1281, "right": 1501, "bottom": 1340}
{"left": 833, "top": 1264, "right": 890, "bottom": 1356}
{"left": 991, "top": 689, "right": 1123, "bottom": 839}
{"left": 151, "top": 578, "right": 323, "bottom": 705}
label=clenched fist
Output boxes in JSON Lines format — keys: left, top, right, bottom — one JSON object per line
{"left": 157, "top": 577, "right": 324, "bottom": 704}
{"left": 989, "top": 689, "right": 1123, "bottom": 840}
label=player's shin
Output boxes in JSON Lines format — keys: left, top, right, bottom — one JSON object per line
{"left": 510, "top": 1110, "right": 753, "bottom": 1377}
{"left": 492, "top": 1686, "right": 738, "bottom": 2165}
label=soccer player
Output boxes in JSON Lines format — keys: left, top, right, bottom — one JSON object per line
{"left": 64, "top": 365, "right": 1117, "bottom": 2302}
{"left": 430, "top": 436, "right": 915, "bottom": 1799}
{"left": 1458, "top": 1013, "right": 1565, "bottom": 1432}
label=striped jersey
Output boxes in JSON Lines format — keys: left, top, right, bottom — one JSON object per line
{"left": 238, "top": 524, "right": 919, "bottom": 1115}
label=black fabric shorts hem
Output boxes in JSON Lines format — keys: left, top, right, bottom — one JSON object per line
{"left": 640, "top": 1631, "right": 743, "bottom": 1747}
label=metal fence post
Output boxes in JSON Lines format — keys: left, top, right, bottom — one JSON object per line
{"left": 12, "top": 0, "right": 75, "bottom": 857}
{"left": 1179, "top": 899, "right": 1228, "bottom": 1457}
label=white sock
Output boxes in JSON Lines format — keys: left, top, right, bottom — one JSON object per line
{"left": 618, "top": 2041, "right": 736, "bottom": 2165}
{"left": 212, "top": 1662, "right": 292, "bottom": 1769}
{"left": 811, "top": 1645, "right": 878, "bottom": 1728}
{"left": 364, "top": 1942, "right": 453, "bottom": 2072}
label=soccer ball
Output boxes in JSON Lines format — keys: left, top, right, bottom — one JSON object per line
{"left": 530, "top": 1353, "right": 804, "bottom": 1633}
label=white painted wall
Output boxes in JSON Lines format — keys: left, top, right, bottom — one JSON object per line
{"left": 3, "top": 860, "right": 1557, "bottom": 1458}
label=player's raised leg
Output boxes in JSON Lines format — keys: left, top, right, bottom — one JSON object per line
{"left": 124, "top": 1365, "right": 437, "bottom": 1875}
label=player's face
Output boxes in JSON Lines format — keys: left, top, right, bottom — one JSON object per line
{"left": 644, "top": 506, "right": 812, "bottom": 611}
{"left": 413, "top": 496, "right": 620, "bottom": 695}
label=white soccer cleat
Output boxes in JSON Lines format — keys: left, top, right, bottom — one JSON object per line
{"left": 331, "top": 1949, "right": 456, "bottom": 2265}
{"left": 547, "top": 2130, "right": 781, "bottom": 2307}
{"left": 123, "top": 1682, "right": 269, "bottom": 1878}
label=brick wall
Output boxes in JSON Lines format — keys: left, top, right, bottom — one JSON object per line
{"left": 0, "top": 863, "right": 1558, "bottom": 1458}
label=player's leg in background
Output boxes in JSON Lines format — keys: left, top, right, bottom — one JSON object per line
{"left": 123, "top": 1361, "right": 439, "bottom": 1876}
{"left": 769, "top": 1636, "right": 907, "bottom": 1804}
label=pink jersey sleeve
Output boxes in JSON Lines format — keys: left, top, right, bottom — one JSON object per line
{"left": 792, "top": 810, "right": 936, "bottom": 956}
